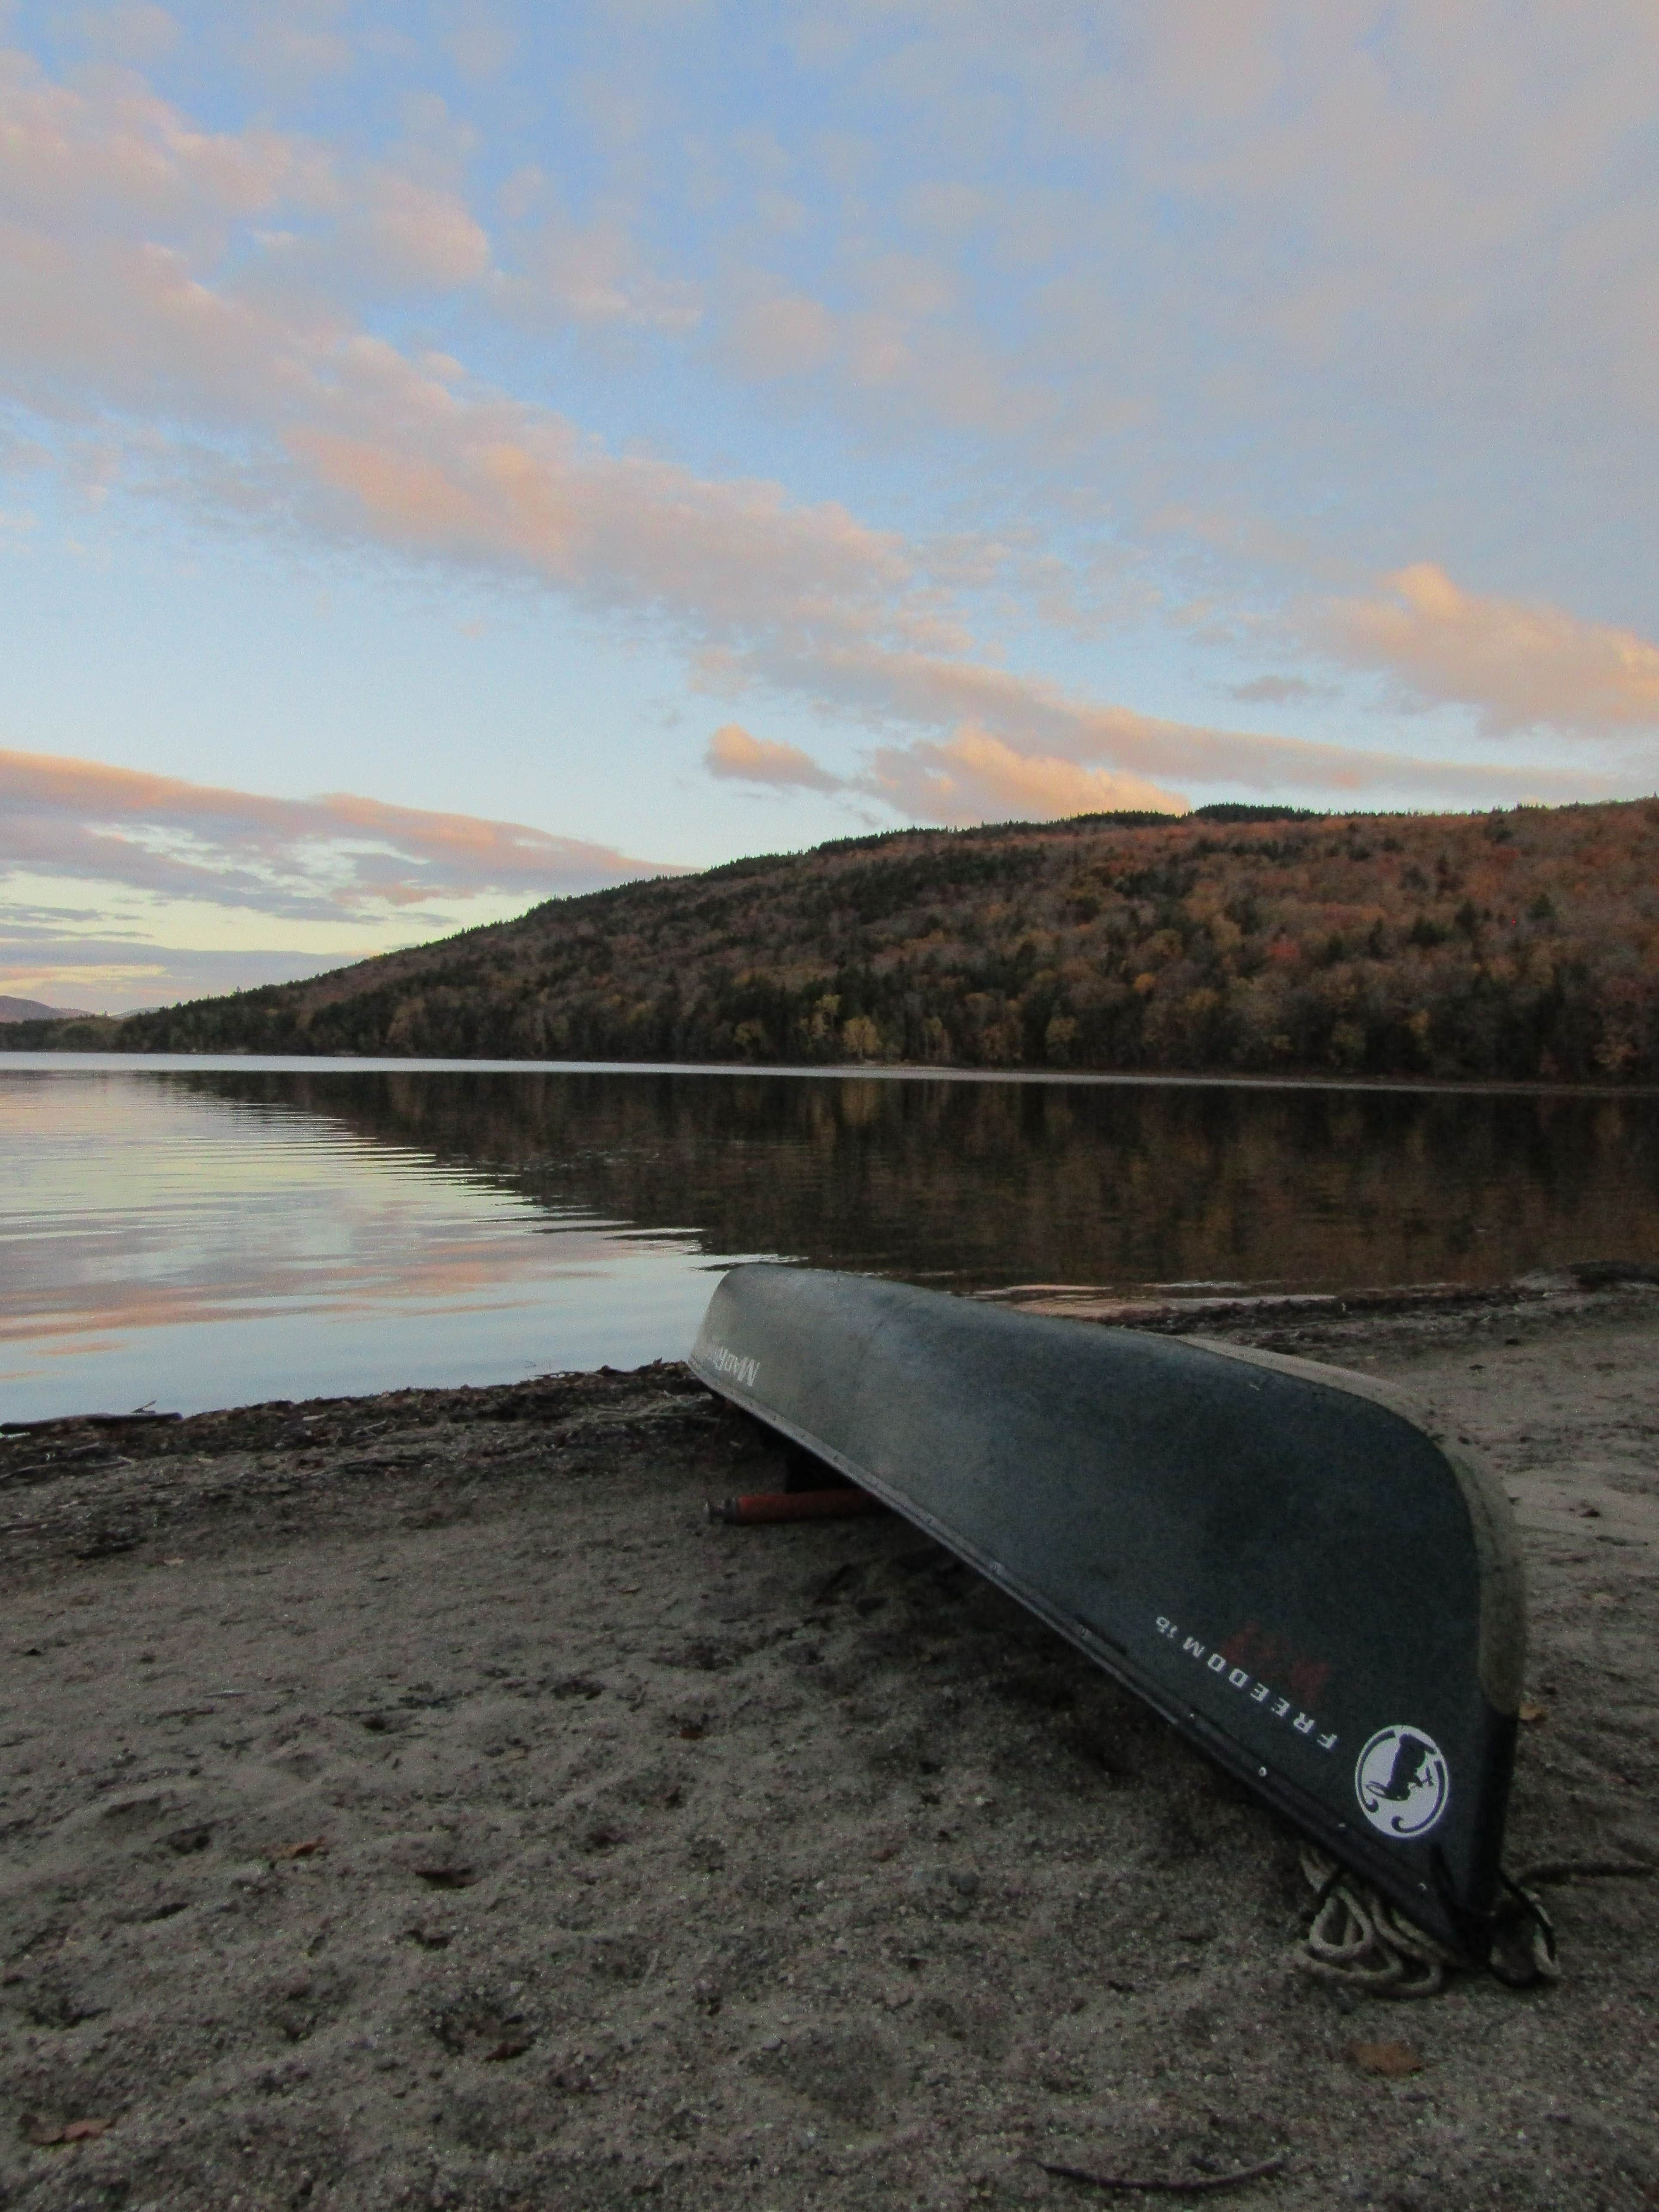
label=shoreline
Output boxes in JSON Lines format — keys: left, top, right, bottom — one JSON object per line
{"left": 6, "top": 1045, "right": 1659, "bottom": 1101}
{"left": 7, "top": 1265, "right": 1656, "bottom": 1439}
{"left": 3, "top": 1290, "right": 1656, "bottom": 2209}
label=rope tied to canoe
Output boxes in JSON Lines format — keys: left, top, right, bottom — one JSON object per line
{"left": 1297, "top": 1844, "right": 1559, "bottom": 1995}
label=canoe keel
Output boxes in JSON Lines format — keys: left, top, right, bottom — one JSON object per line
{"left": 691, "top": 1264, "right": 1530, "bottom": 1965}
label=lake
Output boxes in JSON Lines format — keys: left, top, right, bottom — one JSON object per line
{"left": 3, "top": 1054, "right": 1657, "bottom": 1420}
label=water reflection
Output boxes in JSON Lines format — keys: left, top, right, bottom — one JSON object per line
{"left": 0, "top": 1068, "right": 763, "bottom": 1419}
{"left": 3, "top": 1058, "right": 1657, "bottom": 1419}
{"left": 171, "top": 1062, "right": 1659, "bottom": 1287}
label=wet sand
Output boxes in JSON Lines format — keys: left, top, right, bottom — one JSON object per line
{"left": 2, "top": 1285, "right": 1656, "bottom": 2211}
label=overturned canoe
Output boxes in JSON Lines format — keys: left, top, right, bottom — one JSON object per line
{"left": 690, "top": 1264, "right": 1527, "bottom": 1962}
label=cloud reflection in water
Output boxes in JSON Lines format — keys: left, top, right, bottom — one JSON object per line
{"left": 0, "top": 1068, "right": 759, "bottom": 1419}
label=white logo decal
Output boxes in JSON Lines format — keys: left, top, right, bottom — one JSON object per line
{"left": 708, "top": 1342, "right": 760, "bottom": 1390}
{"left": 1354, "top": 1726, "right": 1450, "bottom": 1838}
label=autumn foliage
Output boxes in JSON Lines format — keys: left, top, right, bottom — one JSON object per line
{"left": 13, "top": 799, "right": 1659, "bottom": 1083}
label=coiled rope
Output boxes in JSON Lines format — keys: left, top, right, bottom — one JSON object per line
{"left": 1296, "top": 1844, "right": 1559, "bottom": 1995}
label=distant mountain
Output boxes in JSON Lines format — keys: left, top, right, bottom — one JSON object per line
{"left": 4, "top": 797, "right": 1658, "bottom": 1083}
{"left": 0, "top": 995, "right": 94, "bottom": 1022}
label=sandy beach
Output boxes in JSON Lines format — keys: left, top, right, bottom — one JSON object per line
{"left": 2, "top": 1282, "right": 1656, "bottom": 2212}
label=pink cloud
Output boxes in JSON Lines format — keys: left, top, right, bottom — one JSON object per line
{"left": 0, "top": 47, "right": 325, "bottom": 234}
{"left": 1322, "top": 563, "right": 1659, "bottom": 736}
{"left": 698, "top": 676, "right": 1580, "bottom": 827}
{"left": 760, "top": 639, "right": 1606, "bottom": 809}
{"left": 865, "top": 725, "right": 1186, "bottom": 822}
{"left": 0, "top": 747, "right": 679, "bottom": 919}
{"left": 0, "top": 42, "right": 487, "bottom": 327}
{"left": 705, "top": 723, "right": 843, "bottom": 792}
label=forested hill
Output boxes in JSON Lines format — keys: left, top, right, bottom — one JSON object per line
{"left": 11, "top": 798, "right": 1659, "bottom": 1083}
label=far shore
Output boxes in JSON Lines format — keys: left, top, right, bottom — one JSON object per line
{"left": 4, "top": 1041, "right": 1659, "bottom": 1102}
{"left": 3, "top": 1283, "right": 1656, "bottom": 2209}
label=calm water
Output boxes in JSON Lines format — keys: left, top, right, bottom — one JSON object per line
{"left": 3, "top": 1054, "right": 1657, "bottom": 1419}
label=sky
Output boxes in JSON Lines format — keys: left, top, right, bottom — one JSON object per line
{"left": 3, "top": 1, "right": 1658, "bottom": 1012}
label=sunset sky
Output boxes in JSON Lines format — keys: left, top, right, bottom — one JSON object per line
{"left": 3, "top": 2, "right": 1658, "bottom": 1011}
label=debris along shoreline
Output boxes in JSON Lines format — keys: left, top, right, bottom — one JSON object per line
{"left": 3, "top": 1285, "right": 1657, "bottom": 2209}
{"left": 974, "top": 1257, "right": 1659, "bottom": 1330}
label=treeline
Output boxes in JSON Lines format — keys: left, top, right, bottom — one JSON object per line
{"left": 9, "top": 798, "right": 1659, "bottom": 1083}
